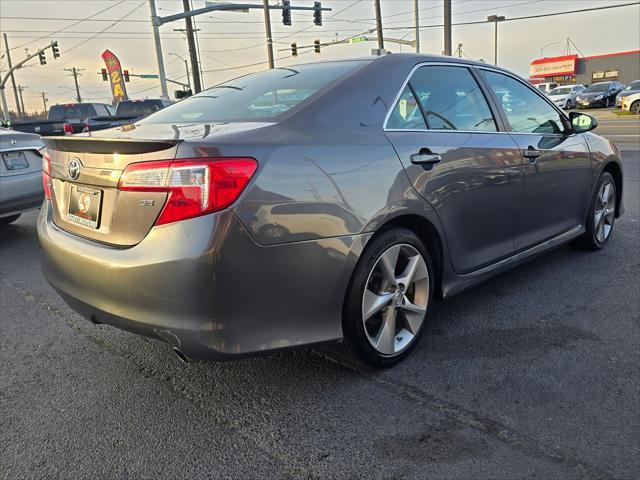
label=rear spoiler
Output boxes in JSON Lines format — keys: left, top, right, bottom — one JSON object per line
{"left": 42, "top": 136, "right": 181, "bottom": 155}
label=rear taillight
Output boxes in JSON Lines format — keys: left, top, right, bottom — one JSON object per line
{"left": 118, "top": 158, "right": 257, "bottom": 225}
{"left": 63, "top": 123, "right": 73, "bottom": 135}
{"left": 42, "top": 150, "right": 52, "bottom": 200}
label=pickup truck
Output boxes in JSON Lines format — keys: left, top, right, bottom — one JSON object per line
{"left": 11, "top": 103, "right": 115, "bottom": 136}
{"left": 84, "top": 99, "right": 171, "bottom": 132}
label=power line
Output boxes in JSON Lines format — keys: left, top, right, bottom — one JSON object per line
{"left": 7, "top": 0, "right": 128, "bottom": 51}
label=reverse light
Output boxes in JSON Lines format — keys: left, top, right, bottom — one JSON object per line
{"left": 42, "top": 150, "right": 52, "bottom": 200}
{"left": 118, "top": 158, "right": 257, "bottom": 225}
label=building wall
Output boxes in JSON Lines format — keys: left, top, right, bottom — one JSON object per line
{"left": 576, "top": 52, "right": 640, "bottom": 85}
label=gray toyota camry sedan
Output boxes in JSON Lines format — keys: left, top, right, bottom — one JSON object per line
{"left": 38, "top": 54, "right": 624, "bottom": 367}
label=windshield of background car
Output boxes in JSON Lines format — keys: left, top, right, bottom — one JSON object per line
{"left": 585, "top": 83, "right": 610, "bottom": 93}
{"left": 625, "top": 81, "right": 640, "bottom": 91}
{"left": 549, "top": 87, "right": 572, "bottom": 95}
{"left": 141, "top": 61, "right": 368, "bottom": 123}
{"left": 48, "top": 104, "right": 94, "bottom": 121}
{"left": 116, "top": 101, "right": 163, "bottom": 117}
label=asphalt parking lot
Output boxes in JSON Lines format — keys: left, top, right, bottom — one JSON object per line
{"left": 1, "top": 114, "right": 639, "bottom": 479}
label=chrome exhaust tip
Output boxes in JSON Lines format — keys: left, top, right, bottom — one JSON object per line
{"left": 173, "top": 347, "right": 190, "bottom": 364}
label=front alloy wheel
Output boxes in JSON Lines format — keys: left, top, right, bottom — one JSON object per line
{"left": 575, "top": 172, "right": 617, "bottom": 250}
{"left": 342, "top": 228, "right": 433, "bottom": 367}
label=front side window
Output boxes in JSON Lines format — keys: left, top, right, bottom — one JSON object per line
{"left": 388, "top": 65, "right": 497, "bottom": 132}
{"left": 482, "top": 70, "right": 565, "bottom": 135}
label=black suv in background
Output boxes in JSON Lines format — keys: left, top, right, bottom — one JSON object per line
{"left": 575, "top": 81, "right": 625, "bottom": 108}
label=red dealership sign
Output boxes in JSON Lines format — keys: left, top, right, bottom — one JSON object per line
{"left": 101, "top": 49, "right": 128, "bottom": 103}
{"left": 529, "top": 54, "right": 578, "bottom": 78}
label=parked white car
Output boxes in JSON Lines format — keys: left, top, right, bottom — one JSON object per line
{"left": 547, "top": 84, "right": 586, "bottom": 109}
{"left": 621, "top": 92, "right": 640, "bottom": 114}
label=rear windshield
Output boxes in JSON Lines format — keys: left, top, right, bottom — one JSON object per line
{"left": 141, "top": 61, "right": 367, "bottom": 123}
{"left": 625, "top": 80, "right": 640, "bottom": 90}
{"left": 116, "top": 100, "right": 164, "bottom": 117}
{"left": 48, "top": 104, "right": 95, "bottom": 121}
{"left": 585, "top": 83, "right": 610, "bottom": 93}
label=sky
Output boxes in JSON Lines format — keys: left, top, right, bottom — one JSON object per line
{"left": 1, "top": 0, "right": 639, "bottom": 113}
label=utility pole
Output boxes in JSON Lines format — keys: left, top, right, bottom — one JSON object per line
{"left": 455, "top": 43, "right": 463, "bottom": 58}
{"left": 3, "top": 33, "right": 23, "bottom": 120}
{"left": 40, "top": 91, "right": 48, "bottom": 112}
{"left": 374, "top": 0, "right": 384, "bottom": 50}
{"left": 149, "top": 0, "right": 169, "bottom": 99}
{"left": 443, "top": 0, "right": 452, "bottom": 55}
{"left": 17, "top": 85, "right": 27, "bottom": 116}
{"left": 414, "top": 0, "right": 420, "bottom": 53}
{"left": 263, "top": 0, "right": 275, "bottom": 69}
{"left": 487, "top": 15, "right": 505, "bottom": 65}
{"left": 182, "top": 0, "right": 202, "bottom": 93}
{"left": 64, "top": 67, "right": 83, "bottom": 103}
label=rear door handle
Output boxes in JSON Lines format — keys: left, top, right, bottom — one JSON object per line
{"left": 410, "top": 149, "right": 442, "bottom": 166}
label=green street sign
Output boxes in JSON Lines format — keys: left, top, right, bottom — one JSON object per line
{"left": 139, "top": 74, "right": 159, "bottom": 79}
{"left": 349, "top": 36, "right": 367, "bottom": 44}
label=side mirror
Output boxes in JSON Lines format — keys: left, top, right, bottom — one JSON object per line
{"left": 569, "top": 112, "right": 597, "bottom": 133}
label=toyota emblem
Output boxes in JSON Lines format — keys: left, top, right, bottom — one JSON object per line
{"left": 10, "top": 139, "right": 18, "bottom": 146}
{"left": 68, "top": 159, "right": 81, "bottom": 180}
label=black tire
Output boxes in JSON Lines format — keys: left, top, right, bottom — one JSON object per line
{"left": 0, "top": 214, "right": 20, "bottom": 225}
{"left": 565, "top": 99, "right": 571, "bottom": 110}
{"left": 604, "top": 97, "right": 610, "bottom": 108}
{"left": 342, "top": 228, "right": 434, "bottom": 368}
{"left": 631, "top": 101, "right": 640, "bottom": 115}
{"left": 574, "top": 172, "right": 617, "bottom": 250}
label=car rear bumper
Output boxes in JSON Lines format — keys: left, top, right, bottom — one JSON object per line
{"left": 0, "top": 170, "right": 44, "bottom": 217}
{"left": 37, "top": 201, "right": 355, "bottom": 360}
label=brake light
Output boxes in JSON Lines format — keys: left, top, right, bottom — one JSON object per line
{"left": 42, "top": 150, "right": 52, "bottom": 200}
{"left": 63, "top": 123, "right": 73, "bottom": 135}
{"left": 118, "top": 158, "right": 257, "bottom": 225}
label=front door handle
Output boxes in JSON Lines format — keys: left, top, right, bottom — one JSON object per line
{"left": 522, "top": 146, "right": 542, "bottom": 162}
{"left": 410, "top": 148, "right": 442, "bottom": 167}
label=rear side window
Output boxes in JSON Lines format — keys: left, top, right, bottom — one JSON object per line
{"left": 386, "top": 86, "right": 427, "bottom": 130}
{"left": 482, "top": 70, "right": 565, "bottom": 135}
{"left": 141, "top": 61, "right": 367, "bottom": 123}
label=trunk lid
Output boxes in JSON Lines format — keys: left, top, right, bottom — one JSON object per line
{"left": 41, "top": 122, "right": 271, "bottom": 246}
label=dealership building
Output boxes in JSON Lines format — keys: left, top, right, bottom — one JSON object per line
{"left": 529, "top": 50, "right": 640, "bottom": 86}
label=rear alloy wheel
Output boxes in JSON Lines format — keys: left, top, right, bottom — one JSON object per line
{"left": 575, "top": 172, "right": 616, "bottom": 250}
{"left": 631, "top": 101, "right": 640, "bottom": 115}
{"left": 342, "top": 228, "right": 433, "bottom": 367}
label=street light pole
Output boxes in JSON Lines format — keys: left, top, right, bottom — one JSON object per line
{"left": 3, "top": 34, "right": 23, "bottom": 120}
{"left": 414, "top": 0, "right": 420, "bottom": 53}
{"left": 41, "top": 92, "right": 48, "bottom": 112}
{"left": 374, "top": 0, "right": 384, "bottom": 50}
{"left": 540, "top": 41, "right": 560, "bottom": 59}
{"left": 262, "top": 0, "right": 275, "bottom": 68}
{"left": 149, "top": 0, "right": 169, "bottom": 99}
{"left": 443, "top": 0, "right": 452, "bottom": 55}
{"left": 170, "top": 53, "right": 191, "bottom": 91}
{"left": 17, "top": 85, "right": 26, "bottom": 115}
{"left": 487, "top": 15, "right": 505, "bottom": 65}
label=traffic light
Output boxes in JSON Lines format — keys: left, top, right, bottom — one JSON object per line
{"left": 51, "top": 41, "right": 60, "bottom": 59}
{"left": 291, "top": 42, "right": 298, "bottom": 57}
{"left": 313, "top": 1, "right": 322, "bottom": 26}
{"left": 314, "top": 39, "right": 321, "bottom": 54}
{"left": 38, "top": 51, "right": 46, "bottom": 65}
{"left": 123, "top": 70, "right": 130, "bottom": 82}
{"left": 101, "top": 68, "right": 108, "bottom": 81}
{"left": 282, "top": 0, "right": 291, "bottom": 26}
